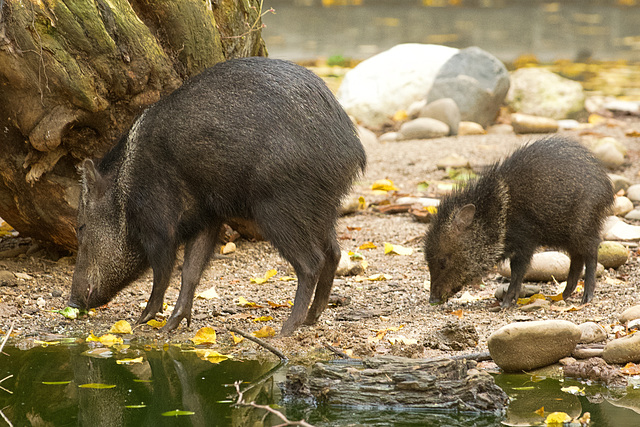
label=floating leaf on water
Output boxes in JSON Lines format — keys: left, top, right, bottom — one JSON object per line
{"left": 195, "top": 349, "right": 232, "bottom": 364}
{"left": 253, "top": 316, "right": 273, "bottom": 322}
{"left": 513, "top": 386, "right": 536, "bottom": 391}
{"left": 34, "top": 340, "right": 60, "bottom": 346}
{"left": 544, "top": 411, "right": 571, "bottom": 424}
{"left": 147, "top": 319, "right": 166, "bottom": 329}
{"left": 82, "top": 348, "right": 113, "bottom": 358}
{"left": 79, "top": 383, "right": 116, "bottom": 389}
{"left": 191, "top": 327, "right": 217, "bottom": 345}
{"left": 534, "top": 406, "right": 545, "bottom": 417}
{"left": 161, "top": 410, "right": 196, "bottom": 417}
{"left": 125, "top": 405, "right": 147, "bottom": 409}
{"left": 561, "top": 386, "right": 585, "bottom": 395}
{"left": 96, "top": 334, "right": 124, "bottom": 347}
{"left": 109, "top": 320, "right": 133, "bottom": 334}
{"left": 42, "top": 381, "right": 71, "bottom": 385}
{"left": 253, "top": 326, "right": 276, "bottom": 338}
{"left": 116, "top": 357, "right": 144, "bottom": 365}
{"left": 133, "top": 379, "right": 153, "bottom": 383}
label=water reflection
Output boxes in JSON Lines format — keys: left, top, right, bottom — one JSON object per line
{"left": 3, "top": 344, "right": 640, "bottom": 426}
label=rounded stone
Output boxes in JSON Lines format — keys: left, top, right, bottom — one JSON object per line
{"left": 603, "top": 333, "right": 640, "bottom": 364}
{"left": 498, "top": 251, "right": 570, "bottom": 282}
{"left": 578, "top": 322, "right": 607, "bottom": 344}
{"left": 0, "top": 270, "right": 15, "bottom": 286}
{"left": 597, "top": 241, "right": 630, "bottom": 269}
{"left": 457, "top": 121, "right": 486, "bottom": 136}
{"left": 378, "top": 132, "right": 399, "bottom": 143}
{"left": 488, "top": 320, "right": 582, "bottom": 372}
{"left": 486, "top": 124, "right": 514, "bottom": 135}
{"left": 613, "top": 196, "right": 634, "bottom": 217}
{"left": 619, "top": 305, "right": 640, "bottom": 324}
{"left": 356, "top": 126, "right": 379, "bottom": 149}
{"left": 418, "top": 98, "right": 460, "bottom": 135}
{"left": 608, "top": 174, "right": 631, "bottom": 194}
{"left": 399, "top": 118, "right": 449, "bottom": 140}
{"left": 626, "top": 184, "right": 640, "bottom": 202}
{"left": 510, "top": 113, "right": 559, "bottom": 134}
{"left": 592, "top": 141, "right": 625, "bottom": 170}
{"left": 602, "top": 216, "right": 640, "bottom": 241}
{"left": 625, "top": 209, "right": 640, "bottom": 221}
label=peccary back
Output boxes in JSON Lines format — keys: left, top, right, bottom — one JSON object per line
{"left": 425, "top": 136, "right": 614, "bottom": 306}
{"left": 70, "top": 57, "right": 366, "bottom": 336}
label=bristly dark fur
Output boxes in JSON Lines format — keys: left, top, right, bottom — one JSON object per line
{"left": 70, "top": 57, "right": 367, "bottom": 336}
{"left": 425, "top": 135, "right": 614, "bottom": 306}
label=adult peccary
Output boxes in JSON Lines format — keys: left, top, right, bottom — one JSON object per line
{"left": 69, "top": 57, "right": 366, "bottom": 336}
{"left": 425, "top": 136, "right": 614, "bottom": 307}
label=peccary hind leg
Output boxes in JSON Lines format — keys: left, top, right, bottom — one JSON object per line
{"left": 304, "top": 237, "right": 341, "bottom": 326}
{"left": 563, "top": 253, "right": 585, "bottom": 302}
{"left": 163, "top": 223, "right": 222, "bottom": 331}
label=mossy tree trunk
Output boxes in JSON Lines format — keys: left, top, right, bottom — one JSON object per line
{"left": 0, "top": 0, "right": 267, "bottom": 250}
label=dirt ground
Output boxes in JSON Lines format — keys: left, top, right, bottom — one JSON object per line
{"left": 2, "top": 117, "right": 640, "bottom": 363}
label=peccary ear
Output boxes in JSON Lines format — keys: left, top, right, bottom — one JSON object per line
{"left": 81, "top": 159, "right": 106, "bottom": 199}
{"left": 452, "top": 204, "right": 476, "bottom": 233}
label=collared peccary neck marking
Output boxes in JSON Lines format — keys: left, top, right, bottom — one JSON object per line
{"left": 425, "top": 136, "right": 614, "bottom": 306}
{"left": 70, "top": 57, "right": 366, "bottom": 336}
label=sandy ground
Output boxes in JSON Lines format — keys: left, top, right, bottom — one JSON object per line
{"left": 1, "top": 117, "right": 640, "bottom": 363}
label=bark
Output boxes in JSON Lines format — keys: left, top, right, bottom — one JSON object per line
{"left": 0, "top": 0, "right": 267, "bottom": 250}
{"left": 283, "top": 356, "right": 509, "bottom": 413}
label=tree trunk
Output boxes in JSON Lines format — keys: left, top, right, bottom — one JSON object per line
{"left": 0, "top": 0, "right": 267, "bottom": 250}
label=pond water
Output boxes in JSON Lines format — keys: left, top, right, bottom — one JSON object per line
{"left": 2, "top": 343, "right": 640, "bottom": 426}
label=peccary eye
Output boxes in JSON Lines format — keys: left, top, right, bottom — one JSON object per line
{"left": 77, "top": 224, "right": 85, "bottom": 237}
{"left": 439, "top": 258, "right": 447, "bottom": 270}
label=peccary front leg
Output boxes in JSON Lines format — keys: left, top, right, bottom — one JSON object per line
{"left": 164, "top": 223, "right": 221, "bottom": 331}
{"left": 502, "top": 251, "right": 534, "bottom": 307}
{"left": 563, "top": 254, "right": 585, "bottom": 302}
{"left": 304, "top": 237, "right": 341, "bottom": 326}
{"left": 138, "top": 256, "right": 176, "bottom": 325}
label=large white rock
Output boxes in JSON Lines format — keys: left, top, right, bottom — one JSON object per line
{"left": 337, "top": 44, "right": 458, "bottom": 128}
{"left": 498, "top": 251, "right": 571, "bottom": 282}
{"left": 603, "top": 216, "right": 640, "bottom": 241}
{"left": 488, "top": 320, "right": 581, "bottom": 372}
{"left": 506, "top": 68, "right": 585, "bottom": 120}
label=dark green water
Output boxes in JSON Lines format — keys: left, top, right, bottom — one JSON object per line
{"left": 1, "top": 343, "right": 640, "bottom": 426}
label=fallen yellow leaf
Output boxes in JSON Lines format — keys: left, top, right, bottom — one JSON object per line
{"left": 392, "top": 110, "right": 408, "bottom": 121}
{"left": 253, "top": 326, "right": 276, "bottom": 338}
{"left": 109, "top": 320, "right": 133, "bottom": 334}
{"left": 237, "top": 296, "right": 263, "bottom": 308}
{"left": 545, "top": 411, "right": 571, "bottom": 424}
{"left": 147, "top": 319, "right": 166, "bottom": 329}
{"left": 191, "top": 327, "right": 217, "bottom": 345}
{"left": 279, "top": 276, "right": 297, "bottom": 282}
{"left": 367, "top": 273, "right": 392, "bottom": 281}
{"left": 359, "top": 241, "right": 377, "bottom": 250}
{"left": 371, "top": 179, "right": 398, "bottom": 192}
{"left": 358, "top": 196, "right": 367, "bottom": 210}
{"left": 196, "top": 286, "right": 220, "bottom": 300}
{"left": 250, "top": 269, "right": 278, "bottom": 284}
{"left": 221, "top": 241, "right": 236, "bottom": 254}
{"left": 97, "top": 334, "right": 124, "bottom": 346}
{"left": 253, "top": 316, "right": 273, "bottom": 322}
{"left": 230, "top": 332, "right": 245, "bottom": 345}
{"left": 384, "top": 242, "right": 413, "bottom": 256}
{"left": 195, "top": 349, "right": 232, "bottom": 364}
{"left": 534, "top": 406, "right": 545, "bottom": 417}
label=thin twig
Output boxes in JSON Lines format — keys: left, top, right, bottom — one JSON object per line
{"left": 226, "top": 326, "right": 288, "bottom": 361}
{"left": 222, "top": 0, "right": 275, "bottom": 39}
{"left": 0, "top": 376, "right": 12, "bottom": 395}
{"left": 234, "top": 381, "right": 314, "bottom": 427}
{"left": 0, "top": 322, "right": 13, "bottom": 355}
{"left": 323, "top": 342, "right": 352, "bottom": 359}
{"left": 237, "top": 360, "right": 287, "bottom": 396}
{"left": 0, "top": 408, "right": 12, "bottom": 427}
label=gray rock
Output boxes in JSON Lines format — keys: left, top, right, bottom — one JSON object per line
{"left": 458, "top": 121, "right": 485, "bottom": 135}
{"left": 603, "top": 100, "right": 640, "bottom": 114}
{"left": 357, "top": 125, "right": 379, "bottom": 149}
{"left": 613, "top": 196, "right": 634, "bottom": 217}
{"left": 399, "top": 118, "right": 449, "bottom": 140}
{"left": 597, "top": 241, "right": 630, "bottom": 269}
{"left": 557, "top": 119, "right": 581, "bottom": 130}
{"left": 427, "top": 47, "right": 510, "bottom": 127}
{"left": 619, "top": 305, "right": 640, "bottom": 324}
{"left": 625, "top": 209, "right": 640, "bottom": 221}
{"left": 506, "top": 68, "right": 585, "bottom": 119}
{"left": 603, "top": 216, "right": 640, "bottom": 241}
{"left": 626, "top": 184, "right": 640, "bottom": 202}
{"left": 335, "top": 250, "right": 365, "bottom": 277}
{"left": 495, "top": 283, "right": 541, "bottom": 301}
{"left": 519, "top": 298, "right": 550, "bottom": 312}
{"left": 418, "top": 98, "right": 460, "bottom": 135}
{"left": 603, "top": 333, "right": 640, "bottom": 364}
{"left": 592, "top": 139, "right": 626, "bottom": 170}
{"left": 488, "top": 320, "right": 582, "bottom": 372}
{"left": 578, "top": 322, "right": 607, "bottom": 344}
{"left": 337, "top": 43, "right": 458, "bottom": 127}
{"left": 435, "top": 153, "right": 470, "bottom": 169}
{"left": 609, "top": 174, "right": 631, "bottom": 194}
{"left": 0, "top": 270, "right": 15, "bottom": 286}
{"left": 510, "top": 113, "right": 559, "bottom": 134}
{"left": 378, "top": 132, "right": 399, "bottom": 143}
{"left": 498, "top": 251, "right": 570, "bottom": 282}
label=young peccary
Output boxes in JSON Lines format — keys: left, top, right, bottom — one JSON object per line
{"left": 425, "top": 136, "right": 614, "bottom": 307}
{"left": 69, "top": 57, "right": 366, "bottom": 336}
